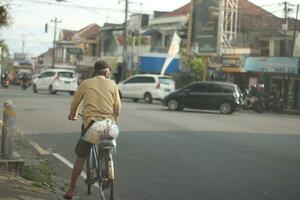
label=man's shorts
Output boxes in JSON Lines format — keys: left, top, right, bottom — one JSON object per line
{"left": 74, "top": 122, "right": 94, "bottom": 158}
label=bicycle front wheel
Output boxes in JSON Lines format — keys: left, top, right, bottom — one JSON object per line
{"left": 86, "top": 154, "right": 92, "bottom": 195}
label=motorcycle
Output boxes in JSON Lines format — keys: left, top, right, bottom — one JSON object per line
{"left": 265, "top": 95, "right": 284, "bottom": 113}
{"left": 242, "top": 90, "right": 265, "bottom": 113}
{"left": 21, "top": 80, "right": 29, "bottom": 90}
{"left": 1, "top": 75, "right": 10, "bottom": 88}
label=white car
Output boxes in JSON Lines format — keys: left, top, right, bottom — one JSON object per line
{"left": 117, "top": 74, "right": 175, "bottom": 103}
{"left": 32, "top": 69, "right": 78, "bottom": 95}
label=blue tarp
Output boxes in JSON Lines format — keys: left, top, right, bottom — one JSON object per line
{"left": 139, "top": 54, "right": 180, "bottom": 74}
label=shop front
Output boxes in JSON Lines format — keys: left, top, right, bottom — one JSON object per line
{"left": 244, "top": 57, "right": 300, "bottom": 111}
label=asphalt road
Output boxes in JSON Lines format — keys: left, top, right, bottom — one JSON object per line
{"left": 1, "top": 86, "right": 300, "bottom": 200}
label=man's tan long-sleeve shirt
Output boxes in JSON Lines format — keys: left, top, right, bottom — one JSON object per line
{"left": 69, "top": 75, "right": 121, "bottom": 128}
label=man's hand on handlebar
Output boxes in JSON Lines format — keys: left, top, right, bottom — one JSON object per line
{"left": 68, "top": 114, "right": 76, "bottom": 121}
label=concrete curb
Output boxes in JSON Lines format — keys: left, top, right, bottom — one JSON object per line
{"left": 16, "top": 130, "right": 51, "bottom": 156}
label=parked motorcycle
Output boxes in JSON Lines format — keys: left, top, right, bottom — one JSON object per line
{"left": 265, "top": 95, "right": 284, "bottom": 113}
{"left": 242, "top": 89, "right": 265, "bottom": 113}
{"left": 242, "top": 89, "right": 284, "bottom": 114}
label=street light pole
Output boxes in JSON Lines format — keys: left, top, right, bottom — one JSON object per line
{"left": 51, "top": 17, "right": 62, "bottom": 68}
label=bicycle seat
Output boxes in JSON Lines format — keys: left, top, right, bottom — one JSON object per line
{"left": 100, "top": 139, "right": 116, "bottom": 148}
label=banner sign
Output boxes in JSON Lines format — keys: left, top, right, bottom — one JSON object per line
{"left": 192, "top": 0, "right": 221, "bottom": 55}
{"left": 244, "top": 57, "right": 299, "bottom": 74}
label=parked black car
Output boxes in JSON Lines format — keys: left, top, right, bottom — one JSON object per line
{"left": 162, "top": 81, "right": 242, "bottom": 114}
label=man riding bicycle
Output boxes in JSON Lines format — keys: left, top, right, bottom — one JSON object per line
{"left": 63, "top": 60, "right": 121, "bottom": 199}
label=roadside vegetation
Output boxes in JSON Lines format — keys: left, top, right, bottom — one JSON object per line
{"left": 22, "top": 159, "right": 56, "bottom": 192}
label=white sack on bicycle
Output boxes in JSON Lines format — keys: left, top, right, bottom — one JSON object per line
{"left": 82, "top": 119, "right": 119, "bottom": 144}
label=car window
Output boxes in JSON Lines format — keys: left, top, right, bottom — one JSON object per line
{"left": 139, "top": 77, "right": 155, "bottom": 83}
{"left": 159, "top": 77, "right": 173, "bottom": 85}
{"left": 41, "top": 71, "right": 55, "bottom": 78}
{"left": 124, "top": 77, "right": 139, "bottom": 84}
{"left": 58, "top": 72, "right": 74, "bottom": 78}
{"left": 220, "top": 85, "right": 235, "bottom": 93}
{"left": 124, "top": 76, "right": 155, "bottom": 84}
{"left": 189, "top": 83, "right": 208, "bottom": 92}
{"left": 39, "top": 72, "right": 47, "bottom": 78}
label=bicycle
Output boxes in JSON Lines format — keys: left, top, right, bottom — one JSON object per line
{"left": 78, "top": 114, "right": 117, "bottom": 200}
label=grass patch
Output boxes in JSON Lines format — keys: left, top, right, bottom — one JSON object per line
{"left": 22, "top": 159, "right": 56, "bottom": 191}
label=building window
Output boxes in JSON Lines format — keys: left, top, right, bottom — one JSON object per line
{"left": 92, "top": 44, "right": 97, "bottom": 56}
{"left": 260, "top": 41, "right": 270, "bottom": 56}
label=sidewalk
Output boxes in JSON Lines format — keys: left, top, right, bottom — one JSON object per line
{"left": 0, "top": 132, "right": 65, "bottom": 200}
{"left": 283, "top": 109, "right": 300, "bottom": 115}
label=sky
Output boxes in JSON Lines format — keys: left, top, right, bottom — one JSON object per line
{"left": 0, "top": 0, "right": 299, "bottom": 57}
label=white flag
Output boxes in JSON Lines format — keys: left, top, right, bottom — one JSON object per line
{"left": 160, "top": 31, "right": 181, "bottom": 75}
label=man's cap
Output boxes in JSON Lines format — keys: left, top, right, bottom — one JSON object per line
{"left": 94, "top": 60, "right": 110, "bottom": 71}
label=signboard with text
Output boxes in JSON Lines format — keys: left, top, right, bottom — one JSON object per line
{"left": 192, "top": 0, "right": 221, "bottom": 55}
{"left": 244, "top": 57, "right": 299, "bottom": 74}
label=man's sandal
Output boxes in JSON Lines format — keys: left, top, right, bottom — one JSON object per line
{"left": 63, "top": 192, "right": 75, "bottom": 200}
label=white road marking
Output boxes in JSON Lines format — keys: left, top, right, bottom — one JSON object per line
{"left": 52, "top": 153, "right": 99, "bottom": 188}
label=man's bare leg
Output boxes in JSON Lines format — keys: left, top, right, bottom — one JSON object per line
{"left": 63, "top": 157, "right": 87, "bottom": 199}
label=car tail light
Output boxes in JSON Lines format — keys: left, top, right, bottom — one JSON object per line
{"left": 155, "top": 81, "right": 160, "bottom": 89}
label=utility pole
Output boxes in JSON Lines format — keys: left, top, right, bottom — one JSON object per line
{"left": 283, "top": 1, "right": 293, "bottom": 56}
{"left": 291, "top": 4, "right": 299, "bottom": 57}
{"left": 50, "top": 17, "right": 62, "bottom": 68}
{"left": 122, "top": 0, "right": 129, "bottom": 80}
{"left": 284, "top": 1, "right": 289, "bottom": 56}
{"left": 187, "top": 0, "right": 195, "bottom": 55}
{"left": 21, "top": 34, "right": 26, "bottom": 55}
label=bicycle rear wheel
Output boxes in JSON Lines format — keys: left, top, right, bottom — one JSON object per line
{"left": 99, "top": 150, "right": 114, "bottom": 200}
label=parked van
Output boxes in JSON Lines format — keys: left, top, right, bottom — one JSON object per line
{"left": 117, "top": 74, "right": 175, "bottom": 103}
{"left": 162, "top": 81, "right": 242, "bottom": 114}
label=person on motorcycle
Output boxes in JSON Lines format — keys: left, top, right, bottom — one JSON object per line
{"left": 1, "top": 72, "right": 10, "bottom": 88}
{"left": 21, "top": 73, "right": 29, "bottom": 86}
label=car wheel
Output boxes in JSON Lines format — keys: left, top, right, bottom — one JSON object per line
{"left": 219, "top": 102, "right": 232, "bottom": 114}
{"left": 33, "top": 84, "right": 38, "bottom": 93}
{"left": 144, "top": 93, "right": 152, "bottom": 104}
{"left": 133, "top": 98, "right": 139, "bottom": 102}
{"left": 69, "top": 91, "right": 75, "bottom": 96}
{"left": 168, "top": 99, "right": 181, "bottom": 111}
{"left": 49, "top": 85, "right": 57, "bottom": 95}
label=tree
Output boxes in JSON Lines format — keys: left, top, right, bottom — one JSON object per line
{"left": 0, "top": 1, "right": 11, "bottom": 28}
{"left": 189, "top": 56, "right": 204, "bottom": 81}
{"left": 0, "top": 40, "right": 10, "bottom": 71}
{"left": 172, "top": 52, "right": 204, "bottom": 89}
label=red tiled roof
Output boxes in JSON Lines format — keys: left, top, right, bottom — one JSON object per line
{"left": 61, "top": 29, "right": 76, "bottom": 41}
{"left": 164, "top": 3, "right": 191, "bottom": 17}
{"left": 75, "top": 23, "right": 101, "bottom": 40}
{"left": 162, "top": 0, "right": 283, "bottom": 31}
{"left": 238, "top": 0, "right": 274, "bottom": 17}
